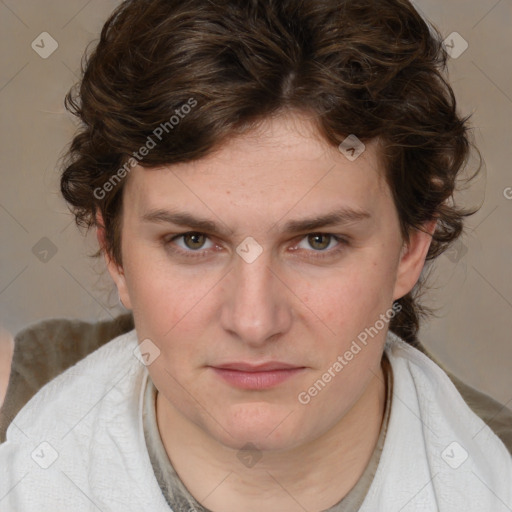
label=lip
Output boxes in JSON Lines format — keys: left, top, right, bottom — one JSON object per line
{"left": 209, "top": 362, "right": 306, "bottom": 390}
{"left": 213, "top": 361, "right": 302, "bottom": 372}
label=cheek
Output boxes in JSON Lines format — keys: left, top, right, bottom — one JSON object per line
{"left": 124, "top": 255, "right": 222, "bottom": 358}
{"left": 301, "top": 259, "right": 395, "bottom": 336}
{"left": 122, "top": 252, "right": 187, "bottom": 338}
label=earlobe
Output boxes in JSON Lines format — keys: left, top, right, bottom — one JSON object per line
{"left": 392, "top": 219, "right": 437, "bottom": 301}
{"left": 95, "top": 209, "right": 133, "bottom": 310}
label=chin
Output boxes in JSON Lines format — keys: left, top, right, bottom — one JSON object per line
{"left": 212, "top": 403, "right": 307, "bottom": 452}
{"left": 218, "top": 429, "right": 304, "bottom": 454}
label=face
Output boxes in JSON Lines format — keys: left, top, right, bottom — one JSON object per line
{"left": 104, "top": 111, "right": 433, "bottom": 452}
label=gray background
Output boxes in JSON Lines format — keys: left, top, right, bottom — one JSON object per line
{"left": 0, "top": 0, "right": 511, "bottom": 408}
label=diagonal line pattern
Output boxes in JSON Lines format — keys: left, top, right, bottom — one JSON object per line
{"left": 266, "top": 267, "right": 337, "bottom": 336}
{"left": 198, "top": 471, "right": 233, "bottom": 504}
{"left": 7, "top": 419, "right": 30, "bottom": 440}
{"left": 0, "top": 472, "right": 30, "bottom": 505}
{"left": 162, "top": 367, "right": 235, "bottom": 439}
{"left": 0, "top": 62, "right": 29, "bottom": 93}
{"left": 60, "top": 265, "right": 115, "bottom": 319}
{"left": 61, "top": 0, "right": 93, "bottom": 29}
{"left": 471, "top": 265, "right": 512, "bottom": 311}
{"left": 0, "top": 204, "right": 29, "bottom": 233}
{"left": 0, "top": 1, "right": 29, "bottom": 28}
{"left": 0, "top": 265, "right": 28, "bottom": 296}
{"left": 59, "top": 218, "right": 75, "bottom": 234}
{"left": 397, "top": 473, "right": 439, "bottom": 511}
{"left": 407, "top": 0, "right": 429, "bottom": 24}
{"left": 265, "top": 409, "right": 295, "bottom": 438}
{"left": 61, "top": 367, "right": 132, "bottom": 439}
{"left": 265, "top": 471, "right": 311, "bottom": 511}
{"left": 471, "top": 470, "right": 512, "bottom": 511}
{"left": 163, "top": 269, "right": 233, "bottom": 337}
{"left": 472, "top": 0, "right": 503, "bottom": 29}
{"left": 60, "top": 470, "right": 106, "bottom": 511}
{"left": 472, "top": 396, "right": 512, "bottom": 440}
{"left": 471, "top": 205, "right": 498, "bottom": 232}
{"left": 471, "top": 61, "right": 512, "bottom": 106}
{"left": 61, "top": 60, "right": 80, "bottom": 80}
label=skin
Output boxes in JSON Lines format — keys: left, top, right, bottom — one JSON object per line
{"left": 0, "top": 327, "right": 14, "bottom": 409}
{"left": 98, "top": 111, "right": 435, "bottom": 512}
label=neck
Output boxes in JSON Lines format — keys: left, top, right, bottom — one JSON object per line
{"left": 156, "top": 361, "right": 387, "bottom": 512}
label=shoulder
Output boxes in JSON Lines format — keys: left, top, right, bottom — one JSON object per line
{"left": 5, "top": 327, "right": 141, "bottom": 443}
{"left": 361, "top": 331, "right": 512, "bottom": 510}
{"left": 0, "top": 313, "right": 134, "bottom": 443}
{"left": 10, "top": 313, "right": 134, "bottom": 382}
{"left": 384, "top": 330, "right": 512, "bottom": 461}
{"left": 0, "top": 328, "right": 170, "bottom": 511}
{"left": 385, "top": 331, "right": 512, "bottom": 456}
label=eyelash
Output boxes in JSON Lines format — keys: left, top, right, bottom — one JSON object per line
{"left": 162, "top": 232, "right": 349, "bottom": 260}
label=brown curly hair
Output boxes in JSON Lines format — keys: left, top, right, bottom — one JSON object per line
{"left": 60, "top": 0, "right": 481, "bottom": 346}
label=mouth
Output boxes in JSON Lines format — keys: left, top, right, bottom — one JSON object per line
{"left": 208, "top": 362, "right": 306, "bottom": 390}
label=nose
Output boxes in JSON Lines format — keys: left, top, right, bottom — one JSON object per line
{"left": 219, "top": 247, "right": 293, "bottom": 348}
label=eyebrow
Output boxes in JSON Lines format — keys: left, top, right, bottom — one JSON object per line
{"left": 141, "top": 207, "right": 372, "bottom": 236}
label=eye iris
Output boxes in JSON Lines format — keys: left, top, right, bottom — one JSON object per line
{"left": 184, "top": 233, "right": 206, "bottom": 250}
{"left": 180, "top": 234, "right": 334, "bottom": 252}
{"left": 308, "top": 234, "right": 330, "bottom": 250}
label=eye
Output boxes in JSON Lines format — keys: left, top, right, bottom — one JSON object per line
{"left": 169, "top": 232, "right": 215, "bottom": 252}
{"left": 298, "top": 234, "right": 338, "bottom": 251}
{"left": 163, "top": 231, "right": 349, "bottom": 260}
{"left": 294, "top": 233, "right": 347, "bottom": 257}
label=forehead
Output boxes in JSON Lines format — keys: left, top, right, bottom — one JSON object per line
{"left": 123, "top": 113, "right": 390, "bottom": 226}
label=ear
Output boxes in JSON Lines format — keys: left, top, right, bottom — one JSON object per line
{"left": 392, "top": 219, "right": 437, "bottom": 301}
{"left": 95, "top": 209, "right": 132, "bottom": 310}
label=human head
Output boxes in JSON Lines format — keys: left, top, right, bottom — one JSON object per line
{"left": 59, "top": 0, "right": 483, "bottom": 456}
{"left": 60, "top": 0, "right": 480, "bottom": 345}
{"left": 93, "top": 114, "right": 435, "bottom": 453}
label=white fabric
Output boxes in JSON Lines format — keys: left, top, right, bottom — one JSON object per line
{"left": 0, "top": 328, "right": 510, "bottom": 511}
{"left": 360, "top": 333, "right": 512, "bottom": 511}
